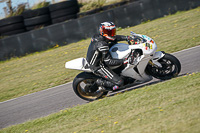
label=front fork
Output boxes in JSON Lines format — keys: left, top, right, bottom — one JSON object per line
{"left": 149, "top": 51, "right": 165, "bottom": 67}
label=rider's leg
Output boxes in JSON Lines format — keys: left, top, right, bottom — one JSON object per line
{"left": 94, "top": 66, "right": 124, "bottom": 90}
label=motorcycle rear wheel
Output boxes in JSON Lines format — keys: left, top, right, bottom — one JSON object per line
{"left": 146, "top": 53, "right": 181, "bottom": 80}
{"left": 73, "top": 72, "right": 108, "bottom": 101}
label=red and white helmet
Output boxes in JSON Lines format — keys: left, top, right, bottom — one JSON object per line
{"left": 99, "top": 22, "right": 116, "bottom": 41}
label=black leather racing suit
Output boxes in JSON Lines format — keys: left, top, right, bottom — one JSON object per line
{"left": 86, "top": 34, "right": 128, "bottom": 89}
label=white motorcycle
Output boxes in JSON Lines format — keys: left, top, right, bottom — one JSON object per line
{"left": 65, "top": 32, "right": 181, "bottom": 101}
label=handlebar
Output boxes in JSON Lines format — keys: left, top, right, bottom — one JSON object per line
{"left": 130, "top": 31, "right": 147, "bottom": 44}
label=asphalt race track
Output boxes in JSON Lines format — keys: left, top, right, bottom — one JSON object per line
{"left": 0, "top": 45, "right": 200, "bottom": 129}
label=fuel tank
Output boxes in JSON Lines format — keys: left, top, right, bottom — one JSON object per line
{"left": 109, "top": 43, "right": 131, "bottom": 59}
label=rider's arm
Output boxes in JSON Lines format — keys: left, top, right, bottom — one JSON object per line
{"left": 115, "top": 35, "right": 134, "bottom": 44}
{"left": 115, "top": 35, "right": 127, "bottom": 42}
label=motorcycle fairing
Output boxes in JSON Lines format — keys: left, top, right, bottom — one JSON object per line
{"left": 121, "top": 55, "right": 153, "bottom": 82}
{"left": 120, "top": 51, "right": 165, "bottom": 82}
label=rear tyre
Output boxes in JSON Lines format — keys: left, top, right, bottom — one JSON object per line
{"left": 50, "top": 6, "right": 79, "bottom": 19}
{"left": 52, "top": 14, "right": 77, "bottom": 24}
{"left": 73, "top": 72, "right": 108, "bottom": 101}
{"left": 0, "top": 23, "right": 25, "bottom": 33}
{"left": 49, "top": 0, "right": 78, "bottom": 12}
{"left": 24, "top": 15, "right": 51, "bottom": 26}
{"left": 22, "top": 7, "right": 49, "bottom": 19}
{"left": 0, "top": 15, "right": 23, "bottom": 27}
{"left": 146, "top": 53, "right": 181, "bottom": 80}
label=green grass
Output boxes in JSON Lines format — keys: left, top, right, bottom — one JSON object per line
{"left": 79, "top": 0, "right": 124, "bottom": 12}
{"left": 0, "top": 7, "right": 200, "bottom": 102}
{"left": 1, "top": 72, "right": 200, "bottom": 132}
{"left": 31, "top": 1, "right": 50, "bottom": 10}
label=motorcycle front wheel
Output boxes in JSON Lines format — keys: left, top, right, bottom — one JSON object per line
{"left": 73, "top": 72, "right": 108, "bottom": 101}
{"left": 146, "top": 53, "right": 181, "bottom": 80}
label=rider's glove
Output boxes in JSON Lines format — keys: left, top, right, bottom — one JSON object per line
{"left": 126, "top": 36, "right": 134, "bottom": 45}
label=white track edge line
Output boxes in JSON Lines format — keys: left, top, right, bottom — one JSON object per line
{"left": 172, "top": 45, "right": 200, "bottom": 54}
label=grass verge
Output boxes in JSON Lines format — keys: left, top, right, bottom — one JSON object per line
{"left": 0, "top": 7, "right": 200, "bottom": 102}
{"left": 1, "top": 72, "right": 200, "bottom": 132}
{"left": 79, "top": 0, "right": 124, "bottom": 12}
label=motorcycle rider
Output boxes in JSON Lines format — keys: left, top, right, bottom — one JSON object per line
{"left": 86, "top": 21, "right": 135, "bottom": 91}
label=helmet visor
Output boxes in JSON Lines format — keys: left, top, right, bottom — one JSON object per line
{"left": 103, "top": 28, "right": 116, "bottom": 37}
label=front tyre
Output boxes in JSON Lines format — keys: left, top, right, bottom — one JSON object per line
{"left": 73, "top": 72, "right": 108, "bottom": 101}
{"left": 147, "top": 53, "right": 181, "bottom": 80}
